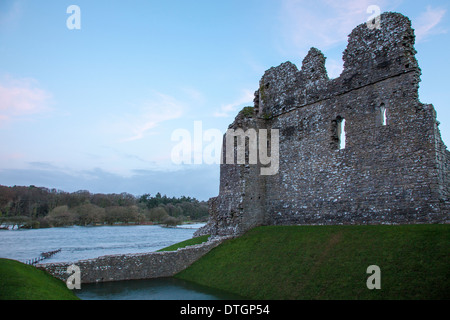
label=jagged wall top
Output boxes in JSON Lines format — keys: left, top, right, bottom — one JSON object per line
{"left": 256, "top": 12, "right": 420, "bottom": 118}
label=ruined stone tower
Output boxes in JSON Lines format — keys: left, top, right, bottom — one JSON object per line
{"left": 196, "top": 12, "right": 449, "bottom": 237}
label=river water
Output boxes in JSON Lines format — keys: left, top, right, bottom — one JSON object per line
{"left": 0, "top": 224, "right": 243, "bottom": 300}
{"left": 0, "top": 224, "right": 204, "bottom": 264}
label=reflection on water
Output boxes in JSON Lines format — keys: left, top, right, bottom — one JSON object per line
{"left": 76, "top": 277, "right": 244, "bottom": 300}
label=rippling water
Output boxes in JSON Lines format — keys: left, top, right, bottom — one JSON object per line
{"left": 0, "top": 224, "right": 205, "bottom": 264}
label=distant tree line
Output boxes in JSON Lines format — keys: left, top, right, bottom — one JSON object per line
{"left": 0, "top": 185, "right": 209, "bottom": 229}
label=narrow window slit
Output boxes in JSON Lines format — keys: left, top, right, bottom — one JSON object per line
{"left": 338, "top": 118, "right": 346, "bottom": 149}
{"left": 380, "top": 105, "right": 387, "bottom": 126}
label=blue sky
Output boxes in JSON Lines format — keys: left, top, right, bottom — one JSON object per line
{"left": 0, "top": 0, "right": 449, "bottom": 200}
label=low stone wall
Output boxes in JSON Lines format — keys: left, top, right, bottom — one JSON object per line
{"left": 37, "top": 236, "right": 231, "bottom": 284}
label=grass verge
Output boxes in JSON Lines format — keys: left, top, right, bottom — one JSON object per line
{"left": 0, "top": 258, "right": 80, "bottom": 300}
{"left": 175, "top": 224, "right": 450, "bottom": 300}
{"left": 157, "top": 235, "right": 210, "bottom": 252}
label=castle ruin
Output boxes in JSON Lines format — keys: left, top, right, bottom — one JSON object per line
{"left": 196, "top": 12, "right": 449, "bottom": 237}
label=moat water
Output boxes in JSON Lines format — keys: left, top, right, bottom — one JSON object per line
{"left": 75, "top": 277, "right": 243, "bottom": 300}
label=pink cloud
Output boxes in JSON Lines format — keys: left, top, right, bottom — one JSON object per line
{"left": 0, "top": 76, "right": 52, "bottom": 124}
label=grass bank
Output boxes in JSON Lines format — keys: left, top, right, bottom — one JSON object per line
{"left": 175, "top": 224, "right": 449, "bottom": 300}
{"left": 157, "top": 234, "right": 210, "bottom": 252}
{"left": 0, "top": 258, "right": 80, "bottom": 300}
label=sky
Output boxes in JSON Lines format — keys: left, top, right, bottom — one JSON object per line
{"left": 0, "top": 0, "right": 449, "bottom": 201}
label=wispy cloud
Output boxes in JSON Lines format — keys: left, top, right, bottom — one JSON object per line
{"left": 0, "top": 75, "right": 53, "bottom": 125}
{"left": 277, "top": 0, "right": 401, "bottom": 55}
{"left": 414, "top": 6, "right": 447, "bottom": 42}
{"left": 181, "top": 87, "right": 206, "bottom": 105}
{"left": 117, "top": 91, "right": 185, "bottom": 142}
{"left": 213, "top": 89, "right": 254, "bottom": 118}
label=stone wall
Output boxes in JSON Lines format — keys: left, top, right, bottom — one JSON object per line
{"left": 196, "top": 12, "right": 449, "bottom": 237}
{"left": 37, "top": 236, "right": 230, "bottom": 284}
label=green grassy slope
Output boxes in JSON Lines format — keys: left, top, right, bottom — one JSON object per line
{"left": 175, "top": 224, "right": 450, "bottom": 300}
{"left": 157, "top": 235, "right": 210, "bottom": 252}
{"left": 0, "top": 258, "right": 80, "bottom": 300}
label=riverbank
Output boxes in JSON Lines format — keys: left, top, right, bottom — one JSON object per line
{"left": 175, "top": 224, "right": 450, "bottom": 299}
